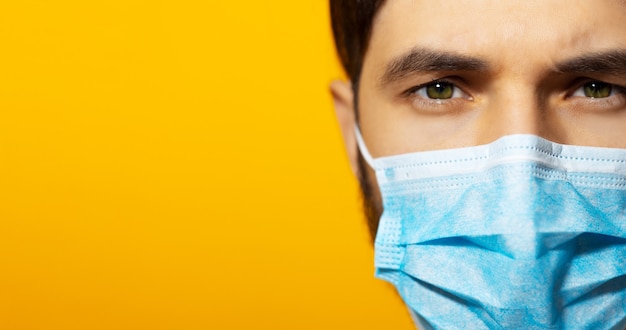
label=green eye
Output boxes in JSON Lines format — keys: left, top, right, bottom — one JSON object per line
{"left": 583, "top": 82, "right": 612, "bottom": 98}
{"left": 426, "top": 82, "right": 454, "bottom": 99}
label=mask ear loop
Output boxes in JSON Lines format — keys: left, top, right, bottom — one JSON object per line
{"left": 354, "top": 125, "right": 376, "bottom": 168}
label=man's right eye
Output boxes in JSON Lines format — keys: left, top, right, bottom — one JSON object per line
{"left": 409, "top": 80, "right": 467, "bottom": 100}
{"left": 424, "top": 81, "right": 454, "bottom": 99}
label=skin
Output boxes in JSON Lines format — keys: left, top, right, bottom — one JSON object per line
{"left": 332, "top": 0, "right": 626, "bottom": 214}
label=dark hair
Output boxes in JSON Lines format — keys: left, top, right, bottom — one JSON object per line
{"left": 330, "top": 0, "right": 387, "bottom": 241}
{"left": 330, "top": 0, "right": 387, "bottom": 86}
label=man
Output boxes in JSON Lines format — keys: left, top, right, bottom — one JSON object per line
{"left": 329, "top": 1, "right": 626, "bottom": 328}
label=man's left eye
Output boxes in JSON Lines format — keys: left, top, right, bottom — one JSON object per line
{"left": 572, "top": 81, "right": 613, "bottom": 98}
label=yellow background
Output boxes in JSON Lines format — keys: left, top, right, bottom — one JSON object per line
{"left": 0, "top": 1, "right": 414, "bottom": 329}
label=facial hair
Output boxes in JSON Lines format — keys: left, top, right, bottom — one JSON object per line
{"left": 357, "top": 151, "right": 383, "bottom": 242}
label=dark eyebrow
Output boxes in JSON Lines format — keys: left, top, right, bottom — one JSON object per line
{"left": 556, "top": 50, "right": 626, "bottom": 75}
{"left": 379, "top": 47, "right": 489, "bottom": 86}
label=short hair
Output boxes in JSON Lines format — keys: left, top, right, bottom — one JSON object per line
{"left": 330, "top": 0, "right": 387, "bottom": 241}
{"left": 330, "top": 0, "right": 387, "bottom": 87}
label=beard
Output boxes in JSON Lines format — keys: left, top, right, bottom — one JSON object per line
{"left": 357, "top": 151, "right": 383, "bottom": 242}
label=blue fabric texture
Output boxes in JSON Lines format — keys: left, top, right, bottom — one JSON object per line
{"left": 358, "top": 133, "right": 626, "bottom": 329}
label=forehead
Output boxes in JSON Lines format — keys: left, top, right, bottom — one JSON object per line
{"left": 365, "top": 0, "right": 626, "bottom": 74}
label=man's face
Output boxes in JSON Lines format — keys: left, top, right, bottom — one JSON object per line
{"left": 359, "top": 0, "right": 626, "bottom": 156}
{"left": 351, "top": 0, "right": 626, "bottom": 219}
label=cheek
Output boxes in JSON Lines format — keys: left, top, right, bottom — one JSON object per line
{"left": 358, "top": 91, "right": 486, "bottom": 156}
{"left": 552, "top": 109, "right": 626, "bottom": 148}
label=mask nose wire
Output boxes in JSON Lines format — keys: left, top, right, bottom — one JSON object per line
{"left": 354, "top": 125, "right": 376, "bottom": 168}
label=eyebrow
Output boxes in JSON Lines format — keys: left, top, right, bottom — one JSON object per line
{"left": 556, "top": 50, "right": 626, "bottom": 75}
{"left": 379, "top": 47, "right": 489, "bottom": 86}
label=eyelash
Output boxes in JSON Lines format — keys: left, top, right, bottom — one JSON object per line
{"left": 567, "top": 79, "right": 626, "bottom": 110}
{"left": 403, "top": 78, "right": 472, "bottom": 110}
{"left": 405, "top": 79, "right": 626, "bottom": 100}
{"left": 406, "top": 79, "right": 457, "bottom": 96}
{"left": 569, "top": 80, "right": 626, "bottom": 96}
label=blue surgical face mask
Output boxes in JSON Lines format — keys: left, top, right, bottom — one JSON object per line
{"left": 355, "top": 129, "right": 626, "bottom": 329}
